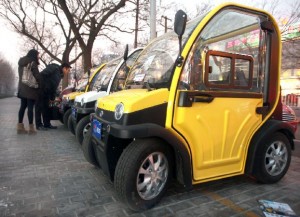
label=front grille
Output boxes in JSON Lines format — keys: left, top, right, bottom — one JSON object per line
{"left": 74, "top": 102, "right": 81, "bottom": 107}
{"left": 86, "top": 101, "right": 96, "bottom": 108}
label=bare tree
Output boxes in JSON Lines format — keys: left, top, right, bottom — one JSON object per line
{"left": 0, "top": 0, "right": 84, "bottom": 88}
{"left": 257, "top": 0, "right": 300, "bottom": 71}
{"left": 128, "top": 0, "right": 150, "bottom": 48}
{"left": 0, "top": 0, "right": 134, "bottom": 87}
{"left": 0, "top": 54, "right": 17, "bottom": 97}
{"left": 57, "top": 0, "right": 132, "bottom": 72}
{"left": 0, "top": 0, "right": 83, "bottom": 65}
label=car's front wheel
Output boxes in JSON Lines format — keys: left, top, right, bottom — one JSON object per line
{"left": 68, "top": 115, "right": 75, "bottom": 135}
{"left": 114, "top": 138, "right": 173, "bottom": 211}
{"left": 63, "top": 108, "right": 71, "bottom": 128}
{"left": 76, "top": 115, "right": 91, "bottom": 145}
{"left": 82, "top": 128, "right": 99, "bottom": 167}
{"left": 253, "top": 132, "right": 291, "bottom": 184}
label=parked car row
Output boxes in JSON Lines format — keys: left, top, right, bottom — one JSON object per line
{"left": 54, "top": 3, "right": 298, "bottom": 212}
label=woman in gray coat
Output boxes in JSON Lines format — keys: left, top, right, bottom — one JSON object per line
{"left": 17, "top": 49, "right": 40, "bottom": 134}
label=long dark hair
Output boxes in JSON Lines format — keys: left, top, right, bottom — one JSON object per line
{"left": 26, "top": 49, "right": 40, "bottom": 65}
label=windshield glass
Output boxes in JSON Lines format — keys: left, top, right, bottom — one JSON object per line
{"left": 91, "top": 57, "right": 122, "bottom": 91}
{"left": 86, "top": 66, "right": 103, "bottom": 91}
{"left": 125, "top": 14, "right": 205, "bottom": 90}
{"left": 75, "top": 79, "right": 88, "bottom": 91}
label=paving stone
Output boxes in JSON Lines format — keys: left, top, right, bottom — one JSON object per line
{"left": 1, "top": 97, "right": 300, "bottom": 217}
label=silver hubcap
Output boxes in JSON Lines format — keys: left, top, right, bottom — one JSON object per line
{"left": 83, "top": 123, "right": 91, "bottom": 138}
{"left": 136, "top": 152, "right": 168, "bottom": 200}
{"left": 265, "top": 141, "right": 288, "bottom": 176}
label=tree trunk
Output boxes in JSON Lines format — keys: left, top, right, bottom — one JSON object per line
{"left": 61, "top": 50, "right": 71, "bottom": 89}
{"left": 134, "top": 0, "right": 139, "bottom": 48}
{"left": 82, "top": 46, "right": 93, "bottom": 73}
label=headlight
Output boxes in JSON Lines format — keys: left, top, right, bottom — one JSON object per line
{"left": 114, "top": 103, "right": 124, "bottom": 120}
{"left": 81, "top": 98, "right": 84, "bottom": 107}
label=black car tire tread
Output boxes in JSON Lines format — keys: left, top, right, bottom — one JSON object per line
{"left": 82, "top": 128, "right": 99, "bottom": 167}
{"left": 114, "top": 138, "right": 173, "bottom": 211}
{"left": 68, "top": 114, "right": 75, "bottom": 135}
{"left": 253, "top": 132, "right": 291, "bottom": 184}
{"left": 63, "top": 108, "right": 72, "bottom": 128}
{"left": 76, "top": 115, "right": 90, "bottom": 145}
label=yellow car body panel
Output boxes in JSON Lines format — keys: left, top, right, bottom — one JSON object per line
{"left": 173, "top": 95, "right": 263, "bottom": 181}
{"left": 63, "top": 91, "right": 85, "bottom": 101}
{"left": 96, "top": 88, "right": 169, "bottom": 113}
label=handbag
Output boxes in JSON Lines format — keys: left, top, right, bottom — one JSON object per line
{"left": 21, "top": 62, "right": 38, "bottom": 88}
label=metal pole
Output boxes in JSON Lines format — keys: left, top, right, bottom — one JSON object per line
{"left": 134, "top": 0, "right": 139, "bottom": 48}
{"left": 150, "top": 0, "right": 156, "bottom": 40}
{"left": 161, "top": 15, "right": 171, "bottom": 33}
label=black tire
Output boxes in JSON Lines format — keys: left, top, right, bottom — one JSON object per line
{"left": 76, "top": 115, "right": 91, "bottom": 146}
{"left": 252, "top": 132, "right": 291, "bottom": 184}
{"left": 114, "top": 138, "right": 173, "bottom": 211}
{"left": 68, "top": 114, "right": 75, "bottom": 135}
{"left": 82, "top": 127, "right": 99, "bottom": 167}
{"left": 63, "top": 108, "right": 72, "bottom": 128}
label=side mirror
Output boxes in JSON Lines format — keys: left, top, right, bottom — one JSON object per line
{"left": 174, "top": 10, "right": 187, "bottom": 37}
{"left": 174, "top": 10, "right": 187, "bottom": 66}
{"left": 123, "top": 44, "right": 129, "bottom": 61}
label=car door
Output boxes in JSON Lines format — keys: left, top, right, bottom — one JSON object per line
{"left": 172, "top": 8, "right": 269, "bottom": 181}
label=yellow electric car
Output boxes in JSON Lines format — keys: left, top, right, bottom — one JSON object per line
{"left": 87, "top": 3, "right": 295, "bottom": 211}
{"left": 60, "top": 64, "right": 105, "bottom": 128}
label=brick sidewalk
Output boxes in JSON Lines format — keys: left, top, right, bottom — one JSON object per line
{"left": 0, "top": 97, "right": 300, "bottom": 217}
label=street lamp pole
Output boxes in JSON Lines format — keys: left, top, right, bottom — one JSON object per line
{"left": 150, "top": 0, "right": 156, "bottom": 40}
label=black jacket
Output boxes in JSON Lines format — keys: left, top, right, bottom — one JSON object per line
{"left": 18, "top": 56, "right": 40, "bottom": 100}
{"left": 40, "top": 63, "right": 63, "bottom": 100}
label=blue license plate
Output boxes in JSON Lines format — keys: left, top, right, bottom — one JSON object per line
{"left": 72, "top": 107, "right": 77, "bottom": 118}
{"left": 92, "top": 119, "right": 102, "bottom": 139}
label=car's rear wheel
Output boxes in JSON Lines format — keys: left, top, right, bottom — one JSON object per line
{"left": 114, "top": 138, "right": 173, "bottom": 211}
{"left": 253, "top": 132, "right": 291, "bottom": 184}
{"left": 76, "top": 115, "right": 91, "bottom": 145}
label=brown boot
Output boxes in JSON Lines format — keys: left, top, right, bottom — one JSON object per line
{"left": 28, "top": 124, "right": 37, "bottom": 135}
{"left": 17, "top": 123, "right": 28, "bottom": 134}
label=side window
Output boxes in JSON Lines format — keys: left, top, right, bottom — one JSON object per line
{"left": 179, "top": 9, "right": 266, "bottom": 93}
{"left": 205, "top": 50, "right": 253, "bottom": 89}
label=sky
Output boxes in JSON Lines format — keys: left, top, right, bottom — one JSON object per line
{"left": 0, "top": 0, "right": 298, "bottom": 70}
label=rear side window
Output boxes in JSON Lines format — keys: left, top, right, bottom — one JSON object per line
{"left": 205, "top": 50, "right": 253, "bottom": 90}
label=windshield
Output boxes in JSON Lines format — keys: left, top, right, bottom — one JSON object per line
{"left": 125, "top": 14, "right": 205, "bottom": 90}
{"left": 86, "top": 66, "right": 103, "bottom": 91}
{"left": 75, "top": 79, "right": 88, "bottom": 91}
{"left": 91, "top": 57, "right": 122, "bottom": 91}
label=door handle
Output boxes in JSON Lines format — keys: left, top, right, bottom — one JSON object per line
{"left": 178, "top": 92, "right": 214, "bottom": 107}
{"left": 194, "top": 95, "right": 214, "bottom": 103}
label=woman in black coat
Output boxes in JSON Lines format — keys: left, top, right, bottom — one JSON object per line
{"left": 17, "top": 49, "right": 40, "bottom": 134}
